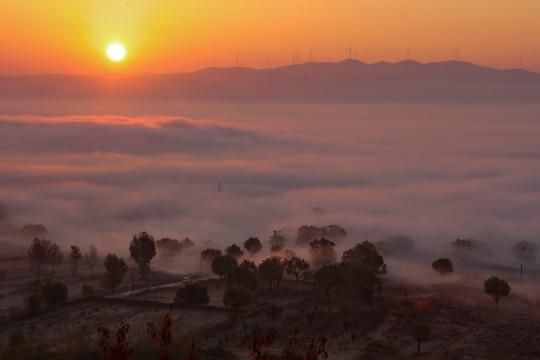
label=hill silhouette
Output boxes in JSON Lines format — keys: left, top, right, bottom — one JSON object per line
{"left": 2, "top": 60, "right": 540, "bottom": 102}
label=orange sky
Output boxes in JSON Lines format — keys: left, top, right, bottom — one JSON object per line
{"left": 1, "top": 0, "right": 539, "bottom": 74}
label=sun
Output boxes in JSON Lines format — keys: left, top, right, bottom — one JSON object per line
{"left": 107, "top": 44, "right": 126, "bottom": 61}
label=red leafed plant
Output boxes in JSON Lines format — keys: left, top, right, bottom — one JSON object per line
{"left": 98, "top": 321, "right": 133, "bottom": 360}
{"left": 147, "top": 312, "right": 174, "bottom": 360}
{"left": 241, "top": 329, "right": 328, "bottom": 360}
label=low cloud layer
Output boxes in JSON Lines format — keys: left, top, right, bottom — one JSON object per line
{"left": 1, "top": 102, "right": 539, "bottom": 271}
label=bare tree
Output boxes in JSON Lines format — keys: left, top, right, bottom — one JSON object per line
{"left": 84, "top": 245, "right": 98, "bottom": 275}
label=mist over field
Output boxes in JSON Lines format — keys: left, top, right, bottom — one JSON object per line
{"left": 1, "top": 100, "right": 539, "bottom": 272}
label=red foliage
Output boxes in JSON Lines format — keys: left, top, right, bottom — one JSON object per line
{"left": 241, "top": 329, "right": 328, "bottom": 360}
{"left": 148, "top": 312, "right": 174, "bottom": 360}
{"left": 98, "top": 321, "right": 133, "bottom": 360}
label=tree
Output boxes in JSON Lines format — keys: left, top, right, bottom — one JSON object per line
{"left": 47, "top": 243, "right": 63, "bottom": 278}
{"left": 239, "top": 259, "right": 258, "bottom": 273}
{"left": 0, "top": 269, "right": 5, "bottom": 290}
{"left": 409, "top": 322, "right": 431, "bottom": 356}
{"left": 69, "top": 245, "right": 83, "bottom": 276}
{"left": 283, "top": 256, "right": 310, "bottom": 283}
{"left": 296, "top": 225, "right": 320, "bottom": 245}
{"left": 174, "top": 283, "right": 210, "bottom": 305}
{"left": 227, "top": 266, "right": 258, "bottom": 291}
{"left": 244, "top": 237, "right": 262, "bottom": 256}
{"left": 42, "top": 281, "right": 68, "bottom": 309}
{"left": 431, "top": 258, "right": 454, "bottom": 275}
{"left": 309, "top": 237, "right": 337, "bottom": 268}
{"left": 129, "top": 231, "right": 156, "bottom": 280}
{"left": 223, "top": 283, "right": 252, "bottom": 309}
{"left": 20, "top": 224, "right": 48, "bottom": 238}
{"left": 28, "top": 238, "right": 51, "bottom": 280}
{"left": 351, "top": 267, "right": 381, "bottom": 304}
{"left": 513, "top": 241, "right": 537, "bottom": 262}
{"left": 258, "top": 257, "right": 283, "bottom": 292}
{"left": 211, "top": 255, "right": 237, "bottom": 281}
{"left": 483, "top": 276, "right": 511, "bottom": 307}
{"left": 27, "top": 238, "right": 63, "bottom": 280}
{"left": 156, "top": 237, "right": 195, "bottom": 258}
{"left": 269, "top": 230, "right": 287, "bottom": 252}
{"left": 226, "top": 244, "right": 244, "bottom": 260}
{"left": 201, "top": 248, "right": 222, "bottom": 271}
{"left": 342, "top": 241, "right": 387, "bottom": 274}
{"left": 103, "top": 254, "right": 128, "bottom": 293}
{"left": 313, "top": 264, "right": 345, "bottom": 304}
{"left": 84, "top": 245, "right": 98, "bottom": 275}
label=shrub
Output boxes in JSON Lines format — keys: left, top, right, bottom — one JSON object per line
{"left": 42, "top": 281, "right": 68, "bottom": 308}
{"left": 174, "top": 283, "right": 210, "bottom": 305}
{"left": 82, "top": 284, "right": 96, "bottom": 297}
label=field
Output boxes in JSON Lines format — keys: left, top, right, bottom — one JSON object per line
{"left": 1, "top": 254, "right": 540, "bottom": 360}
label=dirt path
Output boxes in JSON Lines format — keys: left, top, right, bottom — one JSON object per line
{"left": 417, "top": 318, "right": 492, "bottom": 360}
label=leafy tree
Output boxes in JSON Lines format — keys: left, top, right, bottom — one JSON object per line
{"left": 483, "top": 276, "right": 511, "bottom": 307}
{"left": 351, "top": 267, "right": 381, "bottom": 304}
{"left": 211, "top": 255, "right": 237, "bottom": 280}
{"left": 431, "top": 258, "right": 454, "bottom": 275}
{"left": 26, "top": 280, "right": 43, "bottom": 316}
{"left": 156, "top": 237, "right": 194, "bottom": 258}
{"left": 239, "top": 259, "right": 258, "bottom": 273}
{"left": 27, "top": 238, "right": 63, "bottom": 279}
{"left": 309, "top": 237, "right": 337, "bottom": 268}
{"left": 269, "top": 230, "right": 287, "bottom": 252}
{"left": 69, "top": 245, "right": 83, "bottom": 276}
{"left": 174, "top": 283, "right": 210, "bottom": 305}
{"left": 226, "top": 244, "right": 244, "bottom": 260}
{"left": 103, "top": 254, "right": 128, "bottom": 293}
{"left": 376, "top": 235, "right": 415, "bottom": 256}
{"left": 244, "top": 237, "right": 262, "bottom": 256}
{"left": 314, "top": 264, "right": 345, "bottom": 304}
{"left": 513, "top": 241, "right": 537, "bottom": 262}
{"left": 42, "top": 281, "right": 68, "bottom": 309}
{"left": 283, "top": 256, "right": 310, "bottom": 283}
{"left": 85, "top": 245, "right": 98, "bottom": 275}
{"left": 258, "top": 256, "right": 283, "bottom": 292}
{"left": 296, "top": 225, "right": 320, "bottom": 245}
{"left": 227, "top": 266, "right": 258, "bottom": 291}
{"left": 342, "top": 241, "right": 387, "bottom": 274}
{"left": 0, "top": 268, "right": 6, "bottom": 290}
{"left": 201, "top": 248, "right": 222, "bottom": 271}
{"left": 129, "top": 231, "right": 156, "bottom": 280}
{"left": 409, "top": 322, "right": 431, "bottom": 356}
{"left": 20, "top": 224, "right": 48, "bottom": 238}
{"left": 47, "top": 242, "right": 63, "bottom": 277}
{"left": 223, "top": 283, "right": 252, "bottom": 309}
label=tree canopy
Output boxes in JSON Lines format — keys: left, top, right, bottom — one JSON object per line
{"left": 69, "top": 245, "right": 82, "bottom": 276}
{"left": 513, "top": 241, "right": 537, "bottom": 262}
{"left": 409, "top": 322, "right": 432, "bottom": 356}
{"left": 244, "top": 237, "right": 262, "bottom": 256}
{"left": 314, "top": 264, "right": 345, "bottom": 304}
{"left": 309, "top": 237, "right": 337, "bottom": 268}
{"left": 483, "top": 276, "right": 511, "bottom": 307}
{"left": 103, "top": 254, "right": 128, "bottom": 293}
{"left": 341, "top": 241, "right": 387, "bottom": 274}
{"left": 226, "top": 244, "right": 244, "bottom": 259}
{"left": 258, "top": 257, "right": 283, "bottom": 292}
{"left": 431, "top": 258, "right": 454, "bottom": 275}
{"left": 283, "top": 256, "right": 310, "bottom": 283}
{"left": 129, "top": 231, "right": 156, "bottom": 280}
{"left": 211, "top": 255, "right": 238, "bottom": 280}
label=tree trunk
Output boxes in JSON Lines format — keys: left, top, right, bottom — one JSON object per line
{"left": 417, "top": 339, "right": 421, "bottom": 356}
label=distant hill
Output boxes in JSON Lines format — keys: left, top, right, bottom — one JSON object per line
{"left": 2, "top": 60, "right": 540, "bottom": 103}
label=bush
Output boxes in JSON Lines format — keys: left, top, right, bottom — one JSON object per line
{"left": 42, "top": 281, "right": 68, "bottom": 308}
{"left": 81, "top": 284, "right": 96, "bottom": 297}
{"left": 174, "top": 283, "right": 210, "bottom": 305}
{"left": 223, "top": 284, "right": 252, "bottom": 309}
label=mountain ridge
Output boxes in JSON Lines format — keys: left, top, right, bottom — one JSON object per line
{"left": 2, "top": 59, "right": 539, "bottom": 103}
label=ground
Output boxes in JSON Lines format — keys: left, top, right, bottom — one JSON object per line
{"left": 1, "top": 255, "right": 540, "bottom": 359}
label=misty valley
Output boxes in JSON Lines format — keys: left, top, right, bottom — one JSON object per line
{"left": 1, "top": 62, "right": 540, "bottom": 359}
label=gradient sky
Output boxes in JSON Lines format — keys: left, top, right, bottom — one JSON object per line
{"left": 1, "top": 0, "right": 540, "bottom": 74}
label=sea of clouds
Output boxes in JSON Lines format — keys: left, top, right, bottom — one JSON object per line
{"left": 1, "top": 101, "right": 539, "bottom": 271}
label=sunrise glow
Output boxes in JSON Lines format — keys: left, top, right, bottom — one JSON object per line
{"left": 107, "top": 44, "right": 126, "bottom": 61}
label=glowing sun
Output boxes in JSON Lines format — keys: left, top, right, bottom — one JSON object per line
{"left": 107, "top": 44, "right": 126, "bottom": 61}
